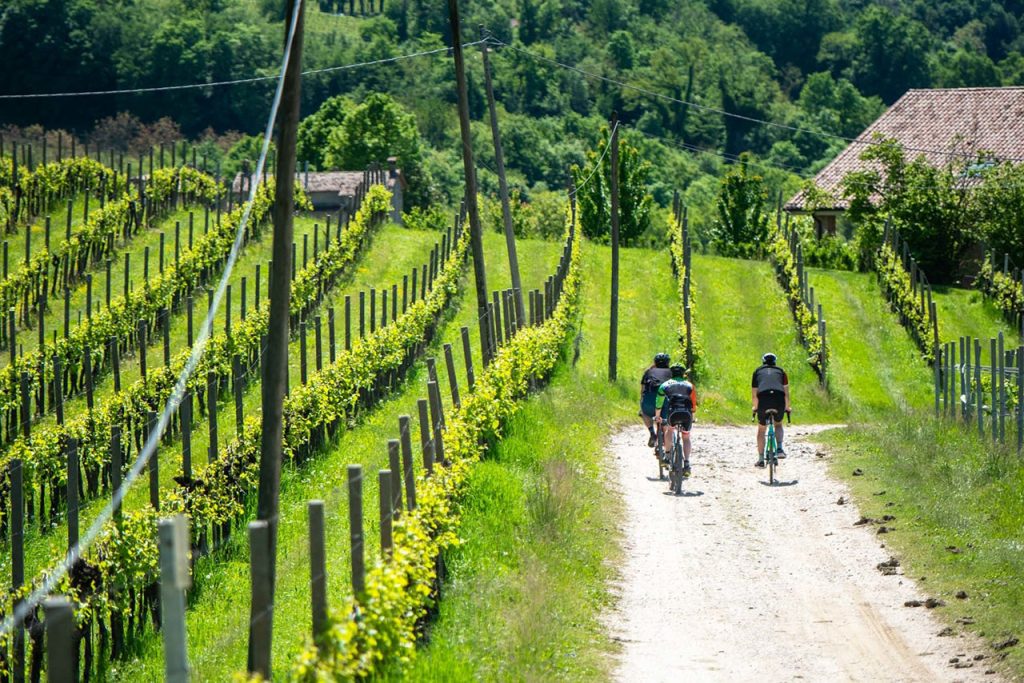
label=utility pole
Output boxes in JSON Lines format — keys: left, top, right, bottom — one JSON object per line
{"left": 480, "top": 28, "right": 525, "bottom": 330}
{"left": 448, "top": 0, "right": 490, "bottom": 362}
{"left": 251, "top": 0, "right": 304, "bottom": 677}
{"left": 608, "top": 114, "right": 620, "bottom": 381}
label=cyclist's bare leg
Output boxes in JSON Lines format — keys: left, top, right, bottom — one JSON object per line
{"left": 756, "top": 423, "right": 767, "bottom": 455}
{"left": 775, "top": 420, "right": 784, "bottom": 449}
{"left": 682, "top": 432, "right": 692, "bottom": 460}
{"left": 662, "top": 424, "right": 675, "bottom": 454}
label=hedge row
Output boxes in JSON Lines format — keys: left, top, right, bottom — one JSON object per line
{"left": 876, "top": 242, "right": 935, "bottom": 362}
{"left": 976, "top": 258, "right": 1023, "bottom": 326}
{"left": 0, "top": 165, "right": 222, "bottom": 328}
{"left": 765, "top": 224, "right": 826, "bottom": 377}
{"left": 0, "top": 180, "right": 317, "bottom": 544}
{"left": 0, "top": 175, "right": 303, "bottom": 455}
{"left": 667, "top": 207, "right": 702, "bottom": 373}
{"left": 290, "top": 218, "right": 582, "bottom": 680}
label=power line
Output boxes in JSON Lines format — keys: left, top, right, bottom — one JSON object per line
{"left": 0, "top": 0, "right": 306, "bottom": 640}
{"left": 569, "top": 121, "right": 619, "bottom": 197}
{"left": 486, "top": 36, "right": 1024, "bottom": 165}
{"left": 0, "top": 41, "right": 485, "bottom": 100}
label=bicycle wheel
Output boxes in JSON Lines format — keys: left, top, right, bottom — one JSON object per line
{"left": 672, "top": 439, "right": 684, "bottom": 494}
{"left": 768, "top": 455, "right": 776, "bottom": 485}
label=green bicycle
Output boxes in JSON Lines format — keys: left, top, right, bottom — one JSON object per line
{"left": 758, "top": 408, "right": 790, "bottom": 484}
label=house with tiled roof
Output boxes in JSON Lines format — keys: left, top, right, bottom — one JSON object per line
{"left": 232, "top": 157, "right": 405, "bottom": 223}
{"left": 785, "top": 87, "right": 1024, "bottom": 236}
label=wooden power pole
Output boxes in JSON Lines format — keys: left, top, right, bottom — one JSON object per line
{"left": 608, "top": 115, "right": 620, "bottom": 381}
{"left": 448, "top": 0, "right": 490, "bottom": 362}
{"left": 480, "top": 30, "right": 525, "bottom": 329}
{"left": 251, "top": 0, "right": 304, "bottom": 676}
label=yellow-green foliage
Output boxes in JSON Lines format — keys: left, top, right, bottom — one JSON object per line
{"left": 290, "top": 218, "right": 583, "bottom": 680}
{"left": 876, "top": 242, "right": 934, "bottom": 362}
{"left": 765, "top": 223, "right": 827, "bottom": 377}
{"left": 976, "top": 259, "right": 1023, "bottom": 325}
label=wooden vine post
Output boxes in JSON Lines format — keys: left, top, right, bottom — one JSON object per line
{"left": 608, "top": 113, "right": 620, "bottom": 381}
{"left": 480, "top": 29, "right": 526, "bottom": 329}
{"left": 448, "top": 0, "right": 490, "bottom": 366}
{"left": 251, "top": 0, "right": 304, "bottom": 675}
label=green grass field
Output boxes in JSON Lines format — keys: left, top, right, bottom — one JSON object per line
{"left": 807, "top": 267, "right": 932, "bottom": 415}
{"left": 933, "top": 284, "right": 1020, "bottom": 347}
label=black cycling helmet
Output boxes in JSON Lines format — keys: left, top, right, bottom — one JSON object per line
{"left": 762, "top": 352, "right": 777, "bottom": 365}
{"left": 654, "top": 352, "right": 670, "bottom": 368}
{"left": 669, "top": 364, "right": 686, "bottom": 378}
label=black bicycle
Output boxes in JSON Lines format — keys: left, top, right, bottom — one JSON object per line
{"left": 664, "top": 409, "right": 692, "bottom": 494}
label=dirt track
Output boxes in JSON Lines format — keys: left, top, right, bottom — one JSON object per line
{"left": 606, "top": 425, "right": 1001, "bottom": 682}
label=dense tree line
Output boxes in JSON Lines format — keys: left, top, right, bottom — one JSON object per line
{"left": 2, "top": 0, "right": 1022, "bottom": 244}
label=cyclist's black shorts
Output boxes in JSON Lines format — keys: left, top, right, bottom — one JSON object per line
{"left": 756, "top": 391, "right": 785, "bottom": 425}
{"left": 666, "top": 408, "right": 693, "bottom": 432}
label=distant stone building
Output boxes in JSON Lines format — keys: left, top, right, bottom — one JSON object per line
{"left": 785, "top": 87, "right": 1024, "bottom": 237}
{"left": 232, "top": 158, "right": 405, "bottom": 223}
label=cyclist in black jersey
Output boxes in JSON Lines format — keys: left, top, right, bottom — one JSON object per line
{"left": 752, "top": 352, "right": 791, "bottom": 467}
{"left": 655, "top": 365, "right": 698, "bottom": 478}
{"left": 640, "top": 353, "right": 673, "bottom": 447}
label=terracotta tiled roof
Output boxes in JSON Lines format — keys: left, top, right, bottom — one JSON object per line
{"left": 230, "top": 169, "right": 401, "bottom": 195}
{"left": 786, "top": 87, "right": 1024, "bottom": 212}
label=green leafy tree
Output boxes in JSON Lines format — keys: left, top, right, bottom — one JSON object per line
{"left": 932, "top": 49, "right": 1001, "bottom": 88}
{"left": 297, "top": 95, "right": 353, "bottom": 170}
{"left": 572, "top": 128, "right": 653, "bottom": 245}
{"left": 851, "top": 6, "right": 933, "bottom": 103}
{"left": 323, "top": 93, "right": 430, "bottom": 206}
{"left": 841, "top": 136, "right": 976, "bottom": 281}
{"left": 975, "top": 161, "right": 1024, "bottom": 259}
{"left": 712, "top": 154, "right": 769, "bottom": 258}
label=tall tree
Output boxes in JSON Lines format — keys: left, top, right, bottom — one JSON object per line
{"left": 852, "top": 6, "right": 933, "bottom": 103}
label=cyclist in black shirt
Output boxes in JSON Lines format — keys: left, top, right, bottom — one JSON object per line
{"left": 751, "top": 352, "right": 790, "bottom": 467}
{"left": 640, "top": 353, "right": 673, "bottom": 447}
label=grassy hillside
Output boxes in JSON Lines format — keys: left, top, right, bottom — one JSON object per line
{"left": 5, "top": 220, "right": 440, "bottom": 581}
{"left": 807, "top": 268, "right": 932, "bottom": 415}
{"left": 934, "top": 285, "right": 1021, "bottom": 347}
{"left": 692, "top": 254, "right": 838, "bottom": 424}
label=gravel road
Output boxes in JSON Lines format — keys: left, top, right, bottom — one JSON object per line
{"left": 606, "top": 424, "right": 1001, "bottom": 682}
